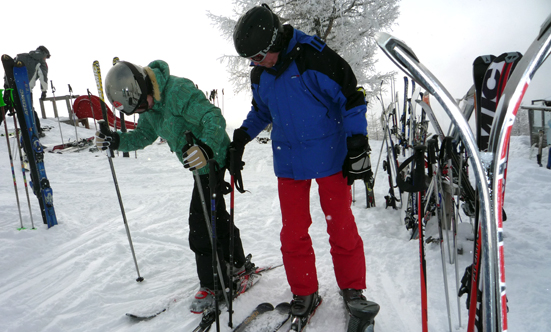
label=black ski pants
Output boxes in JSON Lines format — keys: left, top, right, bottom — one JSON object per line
{"left": 188, "top": 169, "right": 247, "bottom": 290}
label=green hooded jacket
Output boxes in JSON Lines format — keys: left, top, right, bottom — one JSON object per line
{"left": 116, "top": 60, "right": 230, "bottom": 175}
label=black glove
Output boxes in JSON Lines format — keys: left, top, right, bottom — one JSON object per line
{"left": 95, "top": 125, "right": 120, "bottom": 151}
{"left": 182, "top": 139, "right": 213, "bottom": 171}
{"left": 228, "top": 127, "right": 251, "bottom": 193}
{"left": 228, "top": 127, "right": 251, "bottom": 175}
{"left": 40, "top": 91, "right": 47, "bottom": 100}
{"left": 342, "top": 134, "right": 372, "bottom": 186}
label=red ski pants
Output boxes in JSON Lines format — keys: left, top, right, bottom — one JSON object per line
{"left": 278, "top": 172, "right": 366, "bottom": 296}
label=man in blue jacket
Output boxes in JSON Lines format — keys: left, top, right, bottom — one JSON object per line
{"left": 231, "top": 4, "right": 374, "bottom": 329}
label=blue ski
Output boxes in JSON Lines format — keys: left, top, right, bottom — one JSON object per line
{"left": 2, "top": 54, "right": 57, "bottom": 228}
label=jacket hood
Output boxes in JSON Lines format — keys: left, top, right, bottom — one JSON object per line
{"left": 144, "top": 60, "right": 167, "bottom": 102}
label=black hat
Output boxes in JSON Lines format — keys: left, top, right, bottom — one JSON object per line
{"left": 233, "top": 4, "right": 284, "bottom": 58}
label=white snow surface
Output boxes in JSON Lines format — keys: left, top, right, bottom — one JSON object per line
{"left": 1, "top": 119, "right": 550, "bottom": 332}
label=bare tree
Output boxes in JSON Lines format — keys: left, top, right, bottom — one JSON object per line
{"left": 208, "top": 0, "right": 400, "bottom": 101}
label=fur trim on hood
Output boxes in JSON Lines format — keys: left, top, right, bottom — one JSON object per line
{"left": 144, "top": 66, "right": 161, "bottom": 102}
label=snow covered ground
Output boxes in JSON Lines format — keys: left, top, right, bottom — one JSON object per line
{"left": 1, "top": 118, "right": 550, "bottom": 331}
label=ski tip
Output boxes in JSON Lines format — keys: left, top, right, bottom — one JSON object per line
{"left": 275, "top": 302, "right": 291, "bottom": 313}
{"left": 259, "top": 302, "right": 275, "bottom": 311}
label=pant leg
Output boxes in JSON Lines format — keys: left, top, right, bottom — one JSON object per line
{"left": 316, "top": 172, "right": 366, "bottom": 290}
{"left": 278, "top": 177, "right": 318, "bottom": 296}
{"left": 189, "top": 171, "right": 246, "bottom": 289}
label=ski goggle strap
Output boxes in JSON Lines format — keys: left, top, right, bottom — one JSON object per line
{"left": 247, "top": 21, "right": 281, "bottom": 63}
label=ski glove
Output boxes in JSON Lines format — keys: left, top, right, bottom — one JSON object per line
{"left": 228, "top": 127, "right": 251, "bottom": 176}
{"left": 95, "top": 126, "right": 120, "bottom": 151}
{"left": 342, "top": 134, "right": 372, "bottom": 186}
{"left": 228, "top": 127, "right": 251, "bottom": 193}
{"left": 182, "top": 139, "right": 213, "bottom": 171}
{"left": 40, "top": 91, "right": 47, "bottom": 100}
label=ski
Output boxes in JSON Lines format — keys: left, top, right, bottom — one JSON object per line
{"left": 48, "top": 136, "right": 95, "bottom": 152}
{"left": 473, "top": 54, "right": 496, "bottom": 144}
{"left": 466, "top": 51, "right": 522, "bottom": 332}
{"left": 375, "top": 31, "right": 494, "bottom": 331}
{"left": 363, "top": 174, "right": 376, "bottom": 208}
{"left": 233, "top": 302, "right": 275, "bottom": 332}
{"left": 484, "top": 14, "right": 551, "bottom": 332}
{"left": 376, "top": 15, "right": 551, "bottom": 330}
{"left": 125, "top": 263, "right": 282, "bottom": 321}
{"left": 477, "top": 52, "right": 522, "bottom": 151}
{"left": 192, "top": 308, "right": 218, "bottom": 332}
{"left": 2, "top": 54, "right": 57, "bottom": 227}
{"left": 239, "top": 263, "right": 283, "bottom": 279}
{"left": 416, "top": 100, "right": 444, "bottom": 141}
{"left": 233, "top": 302, "right": 291, "bottom": 332}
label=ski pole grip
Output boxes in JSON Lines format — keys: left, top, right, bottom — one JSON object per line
{"left": 229, "top": 147, "right": 236, "bottom": 176}
{"left": 209, "top": 160, "right": 217, "bottom": 194}
{"left": 98, "top": 120, "right": 109, "bottom": 135}
{"left": 184, "top": 130, "right": 194, "bottom": 145}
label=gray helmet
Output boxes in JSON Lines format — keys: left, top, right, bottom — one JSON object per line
{"left": 105, "top": 61, "right": 150, "bottom": 115}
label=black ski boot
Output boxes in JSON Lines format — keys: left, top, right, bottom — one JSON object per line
{"left": 289, "top": 291, "right": 322, "bottom": 331}
{"left": 341, "top": 289, "right": 380, "bottom": 332}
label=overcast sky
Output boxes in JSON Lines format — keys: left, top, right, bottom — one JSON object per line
{"left": 3, "top": 0, "right": 551, "bottom": 129}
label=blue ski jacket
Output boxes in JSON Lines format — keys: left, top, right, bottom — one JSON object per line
{"left": 241, "top": 26, "right": 368, "bottom": 180}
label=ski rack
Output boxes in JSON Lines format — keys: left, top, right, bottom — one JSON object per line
{"left": 376, "top": 31, "right": 495, "bottom": 331}
{"left": 376, "top": 12, "right": 551, "bottom": 331}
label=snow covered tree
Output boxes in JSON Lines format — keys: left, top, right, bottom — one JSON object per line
{"left": 208, "top": 0, "right": 400, "bottom": 102}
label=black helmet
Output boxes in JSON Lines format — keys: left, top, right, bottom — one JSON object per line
{"left": 37, "top": 46, "right": 50, "bottom": 58}
{"left": 105, "top": 61, "right": 150, "bottom": 115}
{"left": 233, "top": 4, "right": 284, "bottom": 60}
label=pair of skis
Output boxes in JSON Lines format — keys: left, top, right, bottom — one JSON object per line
{"left": 376, "top": 11, "right": 551, "bottom": 332}
{"left": 2, "top": 54, "right": 57, "bottom": 228}
{"left": 227, "top": 302, "right": 291, "bottom": 332}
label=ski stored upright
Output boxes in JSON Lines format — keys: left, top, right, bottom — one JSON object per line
{"left": 2, "top": 54, "right": 57, "bottom": 228}
{"left": 375, "top": 31, "right": 495, "bottom": 331}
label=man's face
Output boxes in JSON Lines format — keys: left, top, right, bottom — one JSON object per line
{"left": 253, "top": 52, "right": 280, "bottom": 68}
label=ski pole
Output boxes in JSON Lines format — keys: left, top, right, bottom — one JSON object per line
{"left": 98, "top": 120, "right": 143, "bottom": 282}
{"left": 68, "top": 84, "right": 79, "bottom": 142}
{"left": 5, "top": 87, "right": 35, "bottom": 230}
{"left": 1, "top": 95, "right": 25, "bottom": 230}
{"left": 184, "top": 131, "right": 230, "bottom": 311}
{"left": 12, "top": 112, "right": 35, "bottom": 230}
{"left": 133, "top": 114, "right": 137, "bottom": 159}
{"left": 50, "top": 81, "right": 64, "bottom": 145}
{"left": 228, "top": 148, "right": 236, "bottom": 328}
{"left": 209, "top": 159, "right": 221, "bottom": 332}
{"left": 86, "top": 89, "right": 98, "bottom": 132}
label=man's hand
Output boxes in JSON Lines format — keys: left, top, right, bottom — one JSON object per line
{"left": 40, "top": 91, "right": 47, "bottom": 100}
{"left": 342, "top": 135, "right": 372, "bottom": 186}
{"left": 228, "top": 127, "right": 251, "bottom": 176}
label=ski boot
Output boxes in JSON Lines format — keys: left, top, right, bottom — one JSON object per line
{"left": 190, "top": 287, "right": 221, "bottom": 314}
{"left": 289, "top": 290, "right": 322, "bottom": 331}
{"left": 229, "top": 253, "right": 256, "bottom": 279}
{"left": 341, "top": 289, "right": 380, "bottom": 332}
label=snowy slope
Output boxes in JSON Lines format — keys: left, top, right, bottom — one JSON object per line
{"left": 1, "top": 118, "right": 550, "bottom": 331}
